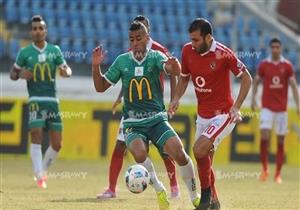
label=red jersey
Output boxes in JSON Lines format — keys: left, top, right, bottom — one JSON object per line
{"left": 258, "top": 56, "right": 294, "bottom": 112}
{"left": 181, "top": 39, "right": 246, "bottom": 118}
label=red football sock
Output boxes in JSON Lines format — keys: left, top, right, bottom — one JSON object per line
{"left": 196, "top": 154, "right": 211, "bottom": 189}
{"left": 275, "top": 136, "right": 285, "bottom": 176}
{"left": 211, "top": 168, "right": 218, "bottom": 200}
{"left": 260, "top": 138, "right": 269, "bottom": 171}
{"left": 163, "top": 156, "right": 178, "bottom": 187}
{"left": 108, "top": 147, "right": 125, "bottom": 193}
{"left": 209, "top": 152, "right": 217, "bottom": 200}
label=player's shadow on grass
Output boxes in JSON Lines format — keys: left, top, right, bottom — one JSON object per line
{"left": 51, "top": 198, "right": 128, "bottom": 203}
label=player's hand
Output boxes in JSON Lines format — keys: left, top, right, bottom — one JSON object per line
{"left": 112, "top": 98, "right": 122, "bottom": 115}
{"left": 92, "top": 45, "right": 106, "bottom": 66}
{"left": 229, "top": 106, "right": 242, "bottom": 123}
{"left": 162, "top": 57, "right": 181, "bottom": 74}
{"left": 163, "top": 57, "right": 180, "bottom": 67}
{"left": 59, "top": 65, "right": 72, "bottom": 78}
{"left": 168, "top": 99, "right": 180, "bottom": 119}
{"left": 19, "top": 69, "right": 33, "bottom": 80}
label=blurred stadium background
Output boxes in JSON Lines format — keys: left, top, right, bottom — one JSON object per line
{"left": 0, "top": 0, "right": 299, "bottom": 209}
{"left": 0, "top": 0, "right": 300, "bottom": 73}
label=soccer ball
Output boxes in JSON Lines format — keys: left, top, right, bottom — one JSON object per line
{"left": 125, "top": 164, "right": 150, "bottom": 193}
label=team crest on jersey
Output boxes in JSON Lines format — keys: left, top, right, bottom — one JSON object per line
{"left": 135, "top": 67, "right": 144, "bottom": 76}
{"left": 210, "top": 62, "right": 216, "bottom": 70}
{"left": 38, "top": 53, "right": 46, "bottom": 62}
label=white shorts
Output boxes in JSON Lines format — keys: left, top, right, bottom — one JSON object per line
{"left": 195, "top": 114, "right": 236, "bottom": 151}
{"left": 260, "top": 108, "right": 288, "bottom": 135}
{"left": 117, "top": 117, "right": 125, "bottom": 141}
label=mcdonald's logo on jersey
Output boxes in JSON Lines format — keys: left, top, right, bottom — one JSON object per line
{"left": 29, "top": 102, "right": 39, "bottom": 111}
{"left": 129, "top": 77, "right": 152, "bottom": 102}
{"left": 33, "top": 63, "right": 53, "bottom": 82}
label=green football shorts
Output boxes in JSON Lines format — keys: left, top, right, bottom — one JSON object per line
{"left": 124, "top": 119, "right": 178, "bottom": 154}
{"left": 28, "top": 100, "right": 62, "bottom": 131}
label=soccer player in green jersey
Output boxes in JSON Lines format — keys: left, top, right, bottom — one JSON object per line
{"left": 10, "top": 15, "right": 72, "bottom": 189}
{"left": 91, "top": 21, "right": 200, "bottom": 210}
{"left": 97, "top": 15, "right": 180, "bottom": 200}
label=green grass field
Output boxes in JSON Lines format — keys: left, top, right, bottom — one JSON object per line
{"left": 1, "top": 156, "right": 299, "bottom": 210}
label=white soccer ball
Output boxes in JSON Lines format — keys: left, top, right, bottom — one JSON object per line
{"left": 125, "top": 164, "right": 150, "bottom": 193}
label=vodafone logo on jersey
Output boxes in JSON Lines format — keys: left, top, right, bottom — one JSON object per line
{"left": 270, "top": 76, "right": 283, "bottom": 89}
{"left": 195, "top": 76, "right": 212, "bottom": 93}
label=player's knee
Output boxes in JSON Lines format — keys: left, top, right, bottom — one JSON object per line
{"left": 30, "top": 128, "right": 42, "bottom": 144}
{"left": 261, "top": 129, "right": 270, "bottom": 140}
{"left": 132, "top": 150, "right": 147, "bottom": 163}
{"left": 51, "top": 142, "right": 62, "bottom": 151}
{"left": 115, "top": 140, "right": 127, "bottom": 152}
{"left": 193, "top": 139, "right": 210, "bottom": 159}
{"left": 277, "top": 135, "right": 285, "bottom": 144}
{"left": 193, "top": 147, "right": 208, "bottom": 159}
{"left": 173, "top": 148, "right": 188, "bottom": 166}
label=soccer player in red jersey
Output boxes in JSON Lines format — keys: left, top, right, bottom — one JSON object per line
{"left": 97, "top": 15, "right": 179, "bottom": 199}
{"left": 251, "top": 38, "right": 300, "bottom": 184}
{"left": 169, "top": 18, "right": 252, "bottom": 210}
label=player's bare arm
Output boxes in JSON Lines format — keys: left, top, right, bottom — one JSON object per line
{"left": 10, "top": 66, "right": 33, "bottom": 81}
{"left": 251, "top": 75, "right": 262, "bottom": 111}
{"left": 230, "top": 70, "right": 252, "bottom": 122}
{"left": 169, "top": 75, "right": 177, "bottom": 101}
{"left": 59, "top": 64, "right": 72, "bottom": 78}
{"left": 92, "top": 46, "right": 111, "bottom": 92}
{"left": 289, "top": 76, "right": 300, "bottom": 115}
{"left": 168, "top": 75, "right": 190, "bottom": 117}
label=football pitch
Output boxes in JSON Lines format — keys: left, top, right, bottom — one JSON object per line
{"left": 1, "top": 156, "right": 299, "bottom": 210}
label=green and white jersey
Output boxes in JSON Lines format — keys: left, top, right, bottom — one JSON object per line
{"left": 14, "top": 42, "right": 66, "bottom": 102}
{"left": 104, "top": 49, "right": 168, "bottom": 127}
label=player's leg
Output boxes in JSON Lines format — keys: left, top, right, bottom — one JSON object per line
{"left": 193, "top": 114, "right": 235, "bottom": 210}
{"left": 97, "top": 119, "right": 127, "bottom": 199}
{"left": 125, "top": 130, "right": 169, "bottom": 210}
{"left": 274, "top": 111, "right": 288, "bottom": 183}
{"left": 160, "top": 153, "right": 180, "bottom": 198}
{"left": 97, "top": 140, "right": 126, "bottom": 198}
{"left": 126, "top": 133, "right": 165, "bottom": 192}
{"left": 28, "top": 101, "right": 46, "bottom": 188}
{"left": 30, "top": 127, "right": 46, "bottom": 188}
{"left": 196, "top": 117, "right": 219, "bottom": 206}
{"left": 151, "top": 121, "right": 199, "bottom": 208}
{"left": 43, "top": 130, "right": 61, "bottom": 174}
{"left": 42, "top": 102, "right": 62, "bottom": 175}
{"left": 209, "top": 151, "right": 220, "bottom": 210}
{"left": 259, "top": 108, "right": 274, "bottom": 181}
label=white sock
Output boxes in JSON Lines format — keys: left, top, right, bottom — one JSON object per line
{"left": 42, "top": 146, "right": 58, "bottom": 171}
{"left": 140, "top": 157, "right": 165, "bottom": 192}
{"left": 179, "top": 157, "right": 198, "bottom": 201}
{"left": 30, "top": 143, "right": 43, "bottom": 179}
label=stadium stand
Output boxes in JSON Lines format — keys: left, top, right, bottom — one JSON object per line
{"left": 0, "top": 0, "right": 299, "bottom": 76}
